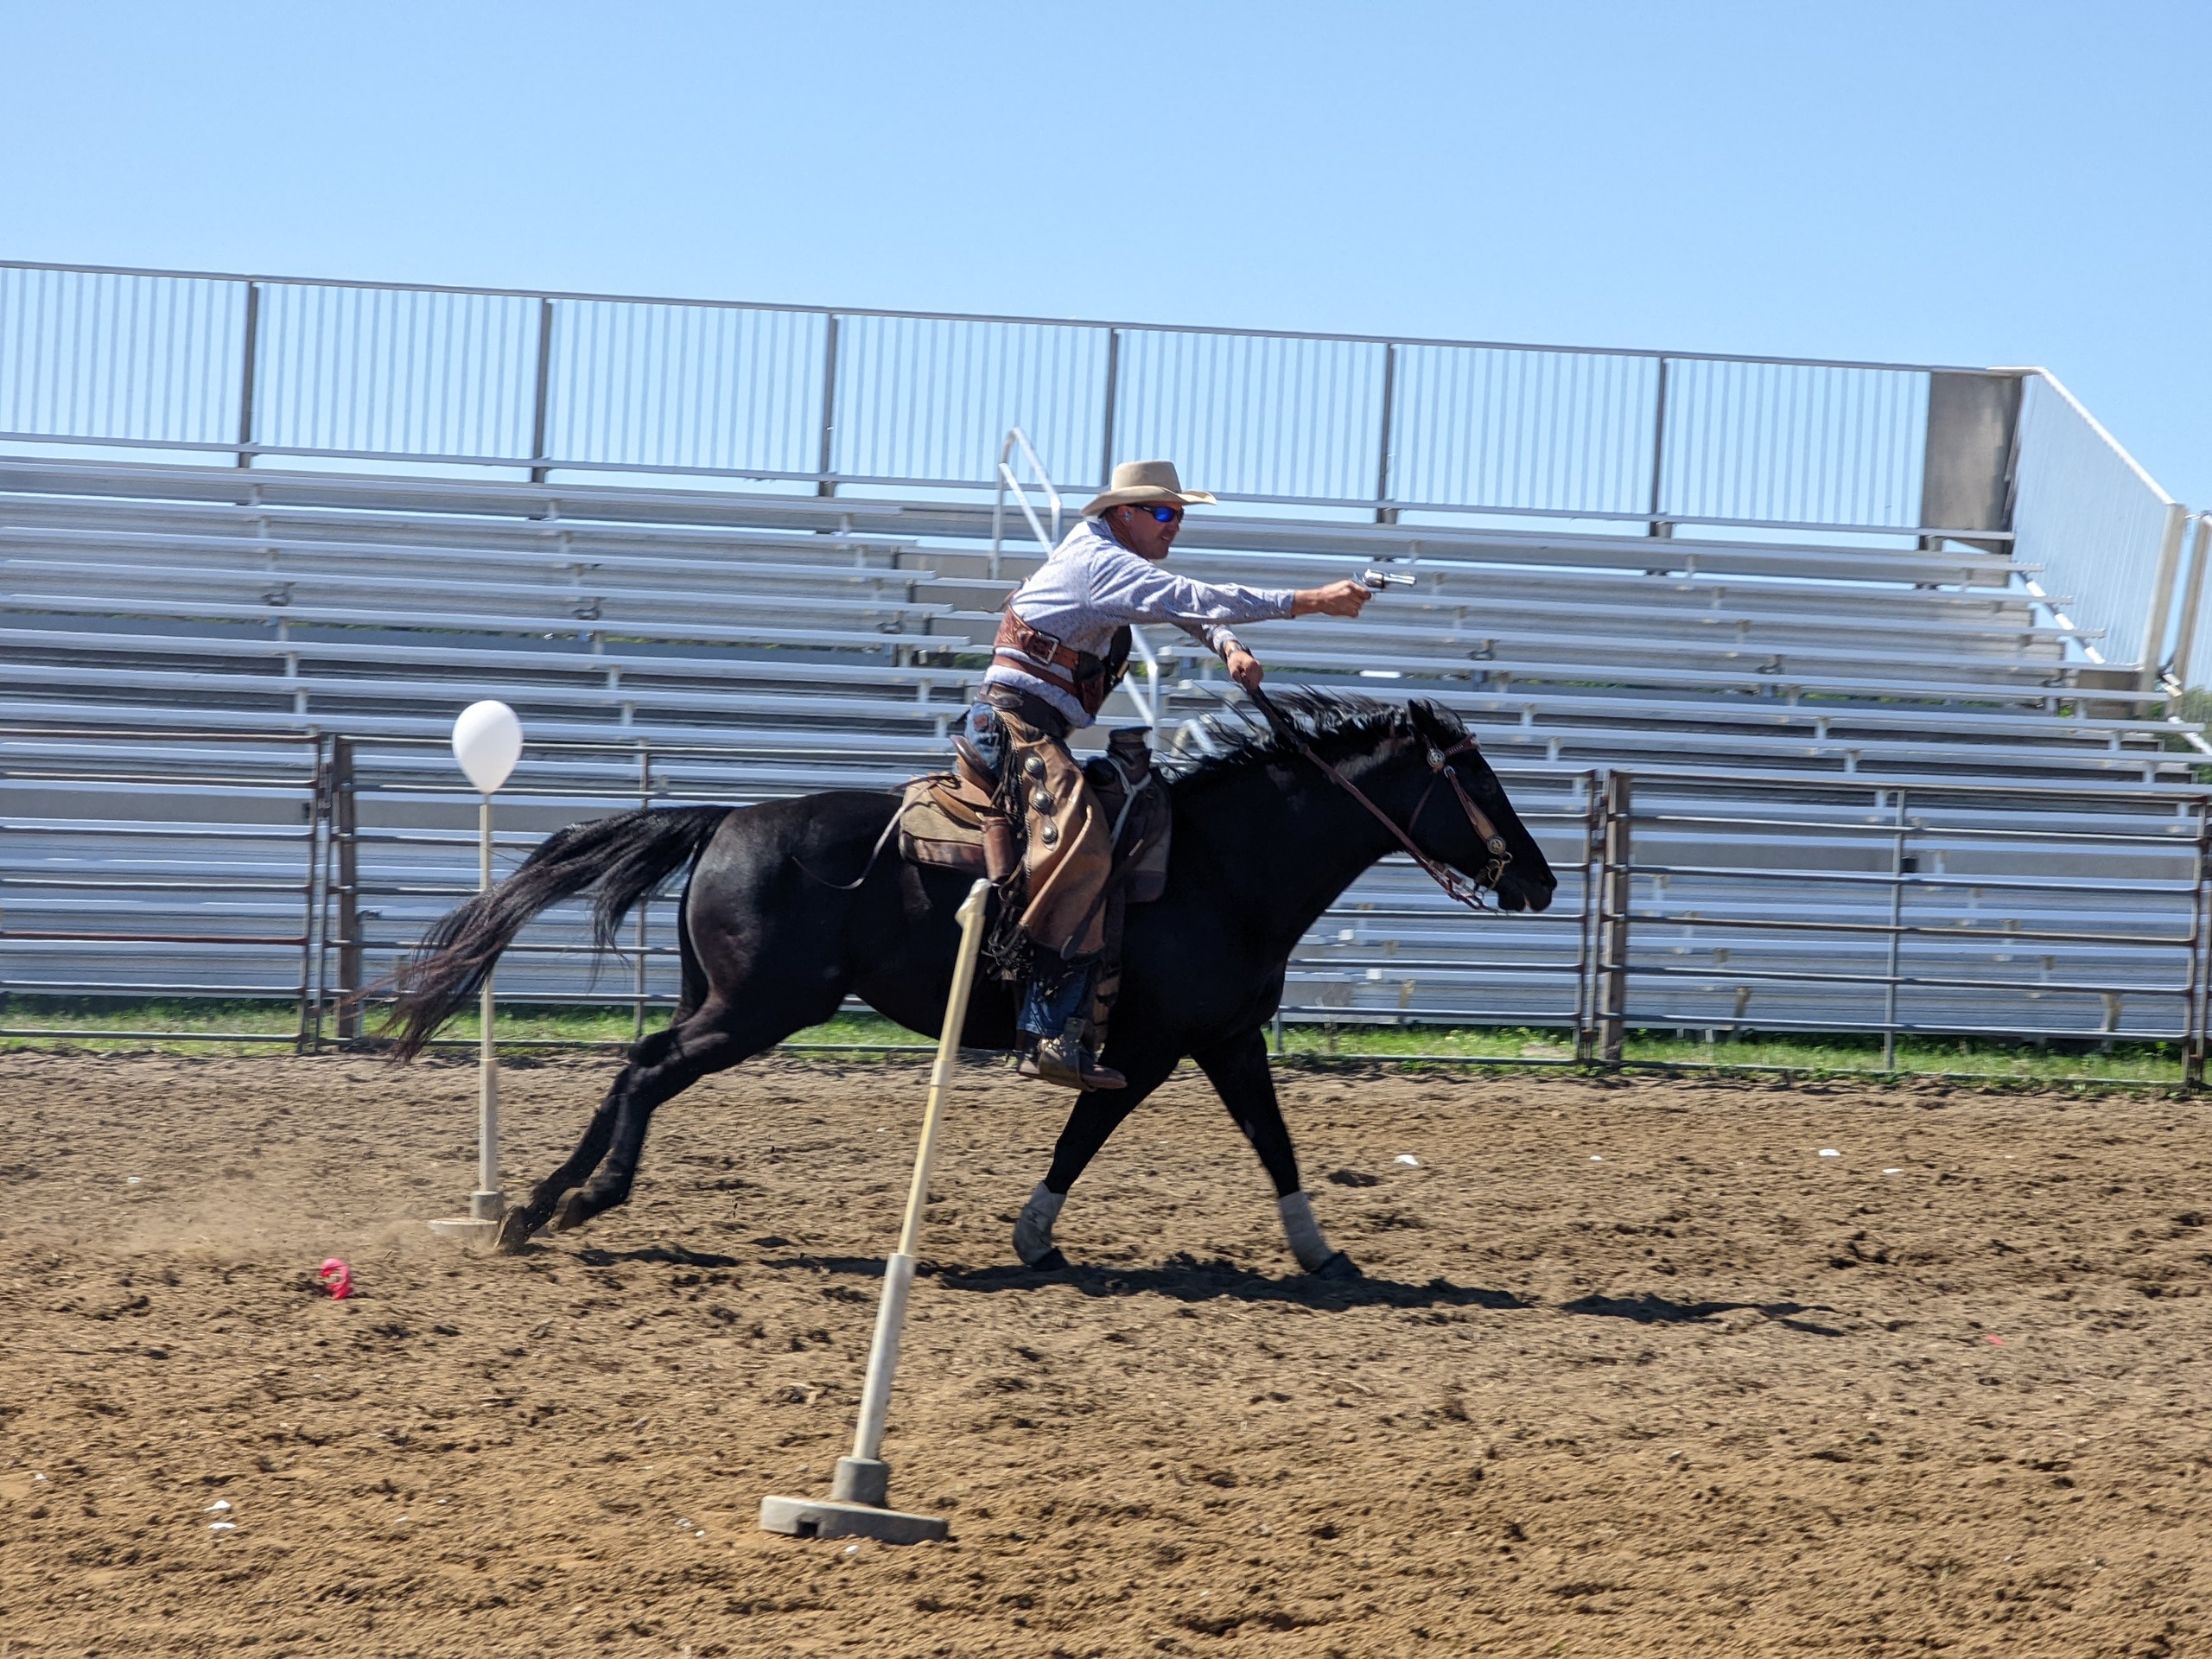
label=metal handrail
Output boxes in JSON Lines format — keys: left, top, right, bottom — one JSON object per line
{"left": 1125, "top": 626, "right": 1162, "bottom": 730}
{"left": 988, "top": 427, "right": 1063, "bottom": 581}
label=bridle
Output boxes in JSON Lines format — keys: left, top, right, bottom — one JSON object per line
{"left": 1249, "top": 689, "right": 1513, "bottom": 912}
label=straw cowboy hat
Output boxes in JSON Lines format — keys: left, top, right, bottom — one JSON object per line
{"left": 1081, "top": 459, "right": 1217, "bottom": 518}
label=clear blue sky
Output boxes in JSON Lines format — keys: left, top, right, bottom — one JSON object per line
{"left": 3, "top": 0, "right": 2207, "bottom": 506}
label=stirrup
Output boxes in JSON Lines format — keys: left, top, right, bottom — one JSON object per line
{"left": 1018, "top": 1021, "right": 1126, "bottom": 1091}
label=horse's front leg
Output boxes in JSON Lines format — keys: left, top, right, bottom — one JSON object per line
{"left": 1191, "top": 1026, "right": 1357, "bottom": 1279}
{"left": 1014, "top": 1044, "right": 1181, "bottom": 1268}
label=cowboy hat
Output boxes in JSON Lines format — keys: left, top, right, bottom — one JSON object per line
{"left": 1080, "top": 459, "right": 1217, "bottom": 518}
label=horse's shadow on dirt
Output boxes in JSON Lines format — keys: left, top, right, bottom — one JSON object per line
{"left": 1559, "top": 1292, "right": 1847, "bottom": 1337}
{"left": 574, "top": 1244, "right": 747, "bottom": 1269}
{"left": 760, "top": 1251, "right": 1518, "bottom": 1311}
{"left": 760, "top": 1252, "right": 1841, "bottom": 1330}
{"left": 949, "top": 1255, "right": 1532, "bottom": 1312}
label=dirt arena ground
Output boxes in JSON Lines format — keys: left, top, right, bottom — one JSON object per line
{"left": 2, "top": 1050, "right": 2208, "bottom": 1657}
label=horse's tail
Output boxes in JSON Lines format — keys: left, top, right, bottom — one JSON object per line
{"left": 381, "top": 804, "right": 733, "bottom": 1061}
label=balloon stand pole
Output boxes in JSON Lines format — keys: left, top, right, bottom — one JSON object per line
{"left": 431, "top": 795, "right": 508, "bottom": 1244}
{"left": 758, "top": 879, "right": 989, "bottom": 1546}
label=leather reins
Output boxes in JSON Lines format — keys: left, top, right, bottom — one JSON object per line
{"left": 1249, "top": 688, "right": 1513, "bottom": 912}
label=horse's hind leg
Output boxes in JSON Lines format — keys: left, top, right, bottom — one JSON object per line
{"left": 493, "top": 998, "right": 763, "bottom": 1251}
{"left": 493, "top": 1024, "right": 683, "bottom": 1250}
{"left": 1191, "top": 1027, "right": 1357, "bottom": 1279}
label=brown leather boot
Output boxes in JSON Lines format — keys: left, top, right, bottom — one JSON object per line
{"left": 1018, "top": 1019, "right": 1126, "bottom": 1091}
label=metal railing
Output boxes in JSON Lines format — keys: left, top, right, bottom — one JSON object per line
{"left": 0, "top": 258, "right": 2008, "bottom": 534}
{"left": 1586, "top": 770, "right": 2211, "bottom": 1084}
{"left": 2168, "top": 512, "right": 2212, "bottom": 690}
{"left": 988, "top": 426, "right": 1061, "bottom": 581}
{"left": 12, "top": 260, "right": 2203, "bottom": 683}
{"left": 0, "top": 728, "right": 327, "bottom": 1043}
{"left": 5, "top": 726, "right": 2208, "bottom": 1082}
{"left": 2008, "top": 369, "right": 2189, "bottom": 681}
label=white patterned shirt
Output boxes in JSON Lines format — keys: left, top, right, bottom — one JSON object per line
{"left": 982, "top": 518, "right": 1297, "bottom": 728}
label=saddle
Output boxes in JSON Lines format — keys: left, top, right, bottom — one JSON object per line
{"left": 897, "top": 755, "right": 1008, "bottom": 875}
{"left": 897, "top": 730, "right": 1170, "bottom": 903}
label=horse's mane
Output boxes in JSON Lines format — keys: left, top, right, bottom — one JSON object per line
{"left": 1161, "top": 689, "right": 1462, "bottom": 793}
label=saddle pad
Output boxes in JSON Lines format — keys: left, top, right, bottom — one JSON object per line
{"left": 898, "top": 773, "right": 993, "bottom": 874}
{"left": 898, "top": 765, "right": 1174, "bottom": 899}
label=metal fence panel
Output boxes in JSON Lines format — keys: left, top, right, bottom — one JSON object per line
{"left": 834, "top": 315, "right": 1108, "bottom": 489}
{"left": 545, "top": 300, "right": 826, "bottom": 479}
{"left": 1600, "top": 774, "right": 2209, "bottom": 1061}
{"left": 255, "top": 282, "right": 538, "bottom": 462}
{"left": 1658, "top": 359, "right": 1929, "bottom": 530}
{"left": 1389, "top": 346, "right": 1657, "bottom": 518}
{"left": 1111, "top": 329, "right": 1389, "bottom": 505}
{"left": 0, "top": 730, "right": 324, "bottom": 1037}
{"left": 7, "top": 728, "right": 2209, "bottom": 1073}
{"left": 0, "top": 266, "right": 245, "bottom": 451}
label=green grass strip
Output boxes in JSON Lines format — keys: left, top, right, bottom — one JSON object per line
{"left": 0, "top": 996, "right": 2191, "bottom": 1089}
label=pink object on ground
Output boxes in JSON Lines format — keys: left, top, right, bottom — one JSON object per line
{"left": 319, "top": 1258, "right": 353, "bottom": 1300}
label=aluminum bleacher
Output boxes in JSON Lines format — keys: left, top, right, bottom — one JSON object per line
{"left": 3, "top": 259, "right": 2209, "bottom": 1056}
{"left": 0, "top": 454, "right": 2195, "bottom": 778}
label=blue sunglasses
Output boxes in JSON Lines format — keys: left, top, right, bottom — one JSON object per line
{"left": 1127, "top": 504, "right": 1183, "bottom": 523}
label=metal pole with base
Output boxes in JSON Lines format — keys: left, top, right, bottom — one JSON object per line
{"left": 760, "top": 877, "right": 991, "bottom": 1546}
{"left": 468, "top": 792, "right": 505, "bottom": 1223}
{"left": 430, "top": 702, "right": 524, "bottom": 1245}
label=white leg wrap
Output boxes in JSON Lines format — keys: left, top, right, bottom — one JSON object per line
{"left": 1278, "top": 1191, "right": 1336, "bottom": 1273}
{"left": 1014, "top": 1182, "right": 1065, "bottom": 1265}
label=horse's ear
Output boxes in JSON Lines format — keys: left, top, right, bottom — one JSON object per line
{"left": 1407, "top": 699, "right": 1459, "bottom": 745}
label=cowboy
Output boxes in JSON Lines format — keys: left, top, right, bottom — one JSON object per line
{"left": 963, "top": 459, "right": 1374, "bottom": 1090}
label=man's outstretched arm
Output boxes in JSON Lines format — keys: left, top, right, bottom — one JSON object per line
{"left": 1224, "top": 580, "right": 1374, "bottom": 688}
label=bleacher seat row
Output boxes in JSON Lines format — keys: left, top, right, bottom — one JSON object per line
{"left": 0, "top": 453, "right": 2196, "bottom": 781}
{"left": 2, "top": 451, "right": 2205, "bottom": 1045}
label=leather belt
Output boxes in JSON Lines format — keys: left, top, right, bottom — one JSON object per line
{"left": 992, "top": 611, "right": 1123, "bottom": 718}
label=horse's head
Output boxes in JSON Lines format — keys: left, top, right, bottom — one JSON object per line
{"left": 1175, "top": 690, "right": 1559, "bottom": 913}
{"left": 1399, "top": 700, "right": 1556, "bottom": 913}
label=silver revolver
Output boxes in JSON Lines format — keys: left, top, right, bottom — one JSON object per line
{"left": 1360, "top": 566, "right": 1416, "bottom": 593}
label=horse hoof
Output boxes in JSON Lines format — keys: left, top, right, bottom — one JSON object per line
{"left": 1311, "top": 1251, "right": 1363, "bottom": 1281}
{"left": 492, "top": 1211, "right": 537, "bottom": 1255}
{"left": 1023, "top": 1248, "right": 1070, "bottom": 1273}
{"left": 550, "top": 1191, "right": 591, "bottom": 1232}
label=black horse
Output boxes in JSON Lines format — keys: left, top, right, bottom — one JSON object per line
{"left": 386, "top": 694, "right": 1556, "bottom": 1274}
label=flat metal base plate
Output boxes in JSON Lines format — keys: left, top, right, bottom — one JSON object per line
{"left": 427, "top": 1217, "right": 499, "bottom": 1243}
{"left": 758, "top": 1495, "right": 948, "bottom": 1544}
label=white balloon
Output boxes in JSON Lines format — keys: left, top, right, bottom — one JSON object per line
{"left": 452, "top": 700, "right": 524, "bottom": 794}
